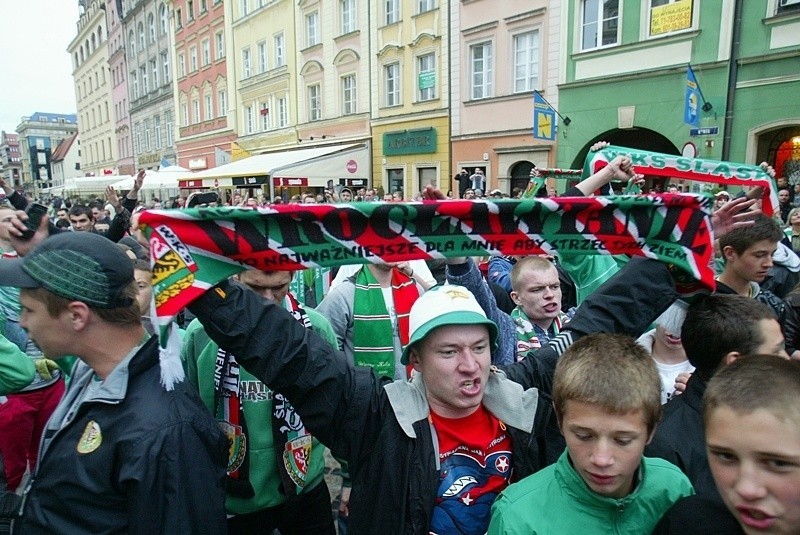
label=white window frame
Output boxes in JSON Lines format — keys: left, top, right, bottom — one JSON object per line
{"left": 385, "top": 0, "right": 399, "bottom": 24}
{"left": 178, "top": 54, "right": 186, "bottom": 77}
{"left": 240, "top": 0, "right": 249, "bottom": 17}
{"left": 470, "top": 41, "right": 493, "bottom": 100}
{"left": 260, "top": 102, "right": 269, "bottom": 130}
{"left": 218, "top": 89, "right": 227, "bottom": 117}
{"left": 215, "top": 31, "right": 225, "bottom": 59}
{"left": 161, "top": 51, "right": 170, "bottom": 82}
{"left": 274, "top": 33, "right": 285, "bottom": 67}
{"left": 131, "top": 71, "right": 139, "bottom": 99}
{"left": 242, "top": 47, "right": 252, "bottom": 78}
{"left": 144, "top": 119, "right": 151, "bottom": 151}
{"left": 159, "top": 3, "right": 168, "bottom": 35}
{"left": 166, "top": 111, "right": 173, "bottom": 146}
{"left": 342, "top": 74, "right": 356, "bottom": 115}
{"left": 190, "top": 46, "right": 198, "bottom": 72}
{"left": 513, "top": 30, "right": 539, "bottom": 93}
{"left": 202, "top": 38, "right": 211, "bottom": 66}
{"left": 244, "top": 105, "right": 254, "bottom": 133}
{"left": 181, "top": 102, "right": 189, "bottom": 126}
{"left": 205, "top": 93, "right": 213, "bottom": 121}
{"left": 151, "top": 59, "right": 159, "bottom": 89}
{"left": 308, "top": 84, "right": 321, "bottom": 121}
{"left": 258, "top": 40, "right": 267, "bottom": 73}
{"left": 341, "top": 0, "right": 356, "bottom": 34}
{"left": 193, "top": 98, "right": 200, "bottom": 124}
{"left": 155, "top": 115, "right": 162, "bottom": 149}
{"left": 418, "top": 0, "right": 435, "bottom": 14}
{"left": 141, "top": 66, "right": 148, "bottom": 94}
{"left": 580, "top": 0, "right": 620, "bottom": 51}
{"left": 306, "top": 12, "right": 320, "bottom": 47}
{"left": 278, "top": 96, "right": 288, "bottom": 127}
{"left": 384, "top": 63, "right": 400, "bottom": 106}
{"left": 646, "top": 0, "right": 695, "bottom": 39}
{"left": 417, "top": 53, "right": 435, "bottom": 101}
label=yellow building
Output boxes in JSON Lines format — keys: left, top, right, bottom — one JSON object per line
{"left": 370, "top": 1, "right": 450, "bottom": 199}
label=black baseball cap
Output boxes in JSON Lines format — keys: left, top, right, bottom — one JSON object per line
{"left": 0, "top": 232, "right": 135, "bottom": 308}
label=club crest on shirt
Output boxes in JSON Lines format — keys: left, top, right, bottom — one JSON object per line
{"left": 283, "top": 434, "right": 312, "bottom": 487}
{"left": 77, "top": 420, "right": 102, "bottom": 454}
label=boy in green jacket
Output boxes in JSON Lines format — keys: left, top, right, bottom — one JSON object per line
{"left": 489, "top": 333, "right": 693, "bottom": 534}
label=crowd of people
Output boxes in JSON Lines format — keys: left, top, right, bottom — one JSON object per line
{"left": 0, "top": 148, "right": 799, "bottom": 535}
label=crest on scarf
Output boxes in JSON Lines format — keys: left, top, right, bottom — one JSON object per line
{"left": 283, "top": 434, "right": 312, "bottom": 487}
{"left": 218, "top": 420, "right": 247, "bottom": 473}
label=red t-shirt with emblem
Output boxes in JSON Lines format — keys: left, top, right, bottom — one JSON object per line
{"left": 428, "top": 405, "right": 513, "bottom": 535}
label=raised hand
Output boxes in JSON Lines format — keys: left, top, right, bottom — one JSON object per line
{"left": 710, "top": 196, "right": 760, "bottom": 238}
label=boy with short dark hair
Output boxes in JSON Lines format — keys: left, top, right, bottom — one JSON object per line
{"left": 488, "top": 333, "right": 693, "bottom": 534}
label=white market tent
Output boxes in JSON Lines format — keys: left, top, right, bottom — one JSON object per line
{"left": 178, "top": 143, "right": 368, "bottom": 200}
{"left": 59, "top": 175, "right": 130, "bottom": 197}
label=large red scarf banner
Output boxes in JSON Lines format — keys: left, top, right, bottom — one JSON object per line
{"left": 139, "top": 194, "right": 715, "bottom": 321}
{"left": 583, "top": 145, "right": 778, "bottom": 215}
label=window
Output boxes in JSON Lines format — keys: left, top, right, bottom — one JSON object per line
{"left": 418, "top": 167, "right": 436, "bottom": 191}
{"left": 151, "top": 59, "right": 159, "bottom": 89}
{"left": 144, "top": 119, "right": 151, "bottom": 151}
{"left": 128, "top": 30, "right": 136, "bottom": 56}
{"left": 418, "top": 0, "right": 435, "bottom": 13}
{"left": 342, "top": 75, "right": 356, "bottom": 114}
{"left": 215, "top": 31, "right": 225, "bottom": 59}
{"left": 200, "top": 0, "right": 207, "bottom": 13}
{"left": 470, "top": 42, "right": 493, "bottom": 99}
{"left": 155, "top": 115, "right": 162, "bottom": 149}
{"left": 159, "top": 3, "right": 168, "bottom": 34}
{"left": 132, "top": 71, "right": 139, "bottom": 99}
{"left": 176, "top": 8, "right": 182, "bottom": 28}
{"left": 278, "top": 97, "right": 287, "bottom": 127}
{"left": 193, "top": 98, "right": 200, "bottom": 123}
{"left": 205, "top": 93, "right": 213, "bottom": 121}
{"left": 341, "top": 0, "right": 355, "bottom": 34}
{"left": 134, "top": 123, "right": 141, "bottom": 154}
{"left": 384, "top": 63, "right": 400, "bottom": 106}
{"left": 308, "top": 85, "right": 321, "bottom": 121}
{"left": 244, "top": 105, "right": 254, "bottom": 133}
{"left": 240, "top": 0, "right": 249, "bottom": 17}
{"left": 181, "top": 102, "right": 189, "bottom": 126}
{"left": 648, "top": 0, "right": 693, "bottom": 37}
{"left": 141, "top": 66, "right": 148, "bottom": 94}
{"left": 202, "top": 39, "right": 210, "bottom": 66}
{"left": 148, "top": 13, "right": 155, "bottom": 42}
{"left": 242, "top": 47, "right": 251, "bottom": 77}
{"left": 218, "top": 89, "right": 227, "bottom": 117}
{"left": 178, "top": 54, "right": 186, "bottom": 77}
{"left": 187, "top": 0, "right": 194, "bottom": 20}
{"left": 581, "top": 0, "right": 619, "bottom": 51}
{"left": 274, "top": 33, "right": 285, "bottom": 67}
{"left": 165, "top": 111, "right": 173, "bottom": 146}
{"left": 190, "top": 46, "right": 198, "bottom": 72}
{"left": 513, "top": 31, "right": 539, "bottom": 93}
{"left": 258, "top": 41, "right": 267, "bottom": 73}
{"left": 417, "top": 53, "right": 435, "bottom": 101}
{"left": 161, "top": 51, "right": 170, "bottom": 82}
{"left": 138, "top": 22, "right": 145, "bottom": 50}
{"left": 306, "top": 12, "right": 319, "bottom": 47}
{"left": 385, "top": 0, "right": 399, "bottom": 24}
{"left": 260, "top": 102, "right": 269, "bottom": 130}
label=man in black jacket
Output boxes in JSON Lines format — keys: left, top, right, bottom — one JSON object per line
{"left": 645, "top": 294, "right": 789, "bottom": 500}
{"left": 0, "top": 231, "right": 227, "bottom": 534}
{"left": 188, "top": 256, "right": 679, "bottom": 534}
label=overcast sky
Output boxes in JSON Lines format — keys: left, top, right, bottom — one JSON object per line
{"left": 0, "top": 1, "right": 80, "bottom": 134}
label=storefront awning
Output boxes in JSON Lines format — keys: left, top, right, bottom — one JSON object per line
{"left": 177, "top": 143, "right": 369, "bottom": 191}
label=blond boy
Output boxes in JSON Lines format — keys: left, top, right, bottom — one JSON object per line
{"left": 489, "top": 334, "right": 693, "bottom": 534}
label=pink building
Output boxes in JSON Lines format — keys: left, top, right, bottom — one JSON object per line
{"left": 450, "top": 0, "right": 561, "bottom": 197}
{"left": 173, "top": 0, "right": 235, "bottom": 171}
{"left": 107, "top": 0, "right": 135, "bottom": 175}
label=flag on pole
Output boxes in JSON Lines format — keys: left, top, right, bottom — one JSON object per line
{"left": 684, "top": 65, "right": 701, "bottom": 127}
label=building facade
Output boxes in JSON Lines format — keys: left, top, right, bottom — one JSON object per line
{"left": 450, "top": 0, "right": 561, "bottom": 197}
{"left": 51, "top": 133, "right": 82, "bottom": 187}
{"left": 172, "top": 0, "right": 235, "bottom": 171}
{"left": 15, "top": 113, "right": 79, "bottom": 195}
{"left": 0, "top": 132, "right": 23, "bottom": 189}
{"left": 69, "top": 0, "right": 116, "bottom": 177}
{"left": 555, "top": 0, "right": 800, "bottom": 190}
{"left": 369, "top": 0, "right": 450, "bottom": 200}
{"left": 122, "top": 0, "right": 177, "bottom": 170}
{"left": 108, "top": 0, "right": 136, "bottom": 175}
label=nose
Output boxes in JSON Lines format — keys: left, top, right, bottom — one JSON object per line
{"left": 457, "top": 350, "right": 480, "bottom": 373}
{"left": 734, "top": 463, "right": 768, "bottom": 502}
{"left": 590, "top": 440, "right": 614, "bottom": 468}
{"left": 542, "top": 286, "right": 554, "bottom": 298}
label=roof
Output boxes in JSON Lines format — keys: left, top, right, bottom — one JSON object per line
{"left": 51, "top": 133, "right": 78, "bottom": 163}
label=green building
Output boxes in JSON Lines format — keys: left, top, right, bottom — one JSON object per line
{"left": 556, "top": 0, "right": 800, "bottom": 190}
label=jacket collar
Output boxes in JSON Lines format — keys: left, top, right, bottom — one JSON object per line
{"left": 384, "top": 366, "right": 539, "bottom": 438}
{"left": 556, "top": 450, "right": 644, "bottom": 509}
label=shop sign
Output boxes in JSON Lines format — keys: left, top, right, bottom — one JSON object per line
{"left": 384, "top": 128, "right": 437, "bottom": 156}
